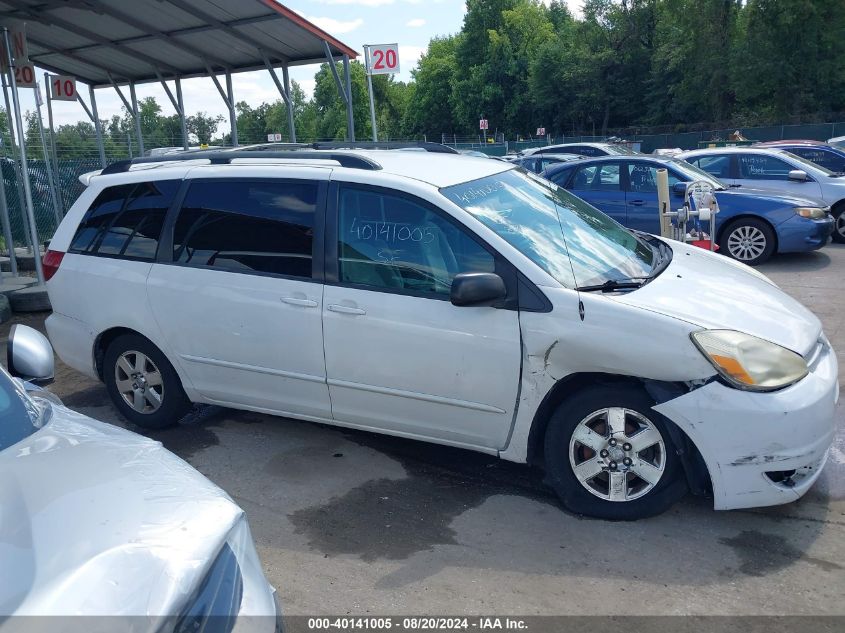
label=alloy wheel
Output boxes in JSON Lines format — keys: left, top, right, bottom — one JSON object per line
{"left": 115, "top": 350, "right": 164, "bottom": 414}
{"left": 726, "top": 225, "right": 767, "bottom": 262}
{"left": 836, "top": 213, "right": 845, "bottom": 240}
{"left": 568, "top": 407, "right": 666, "bottom": 502}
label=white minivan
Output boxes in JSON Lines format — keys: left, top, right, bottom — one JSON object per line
{"left": 44, "top": 148, "right": 838, "bottom": 520}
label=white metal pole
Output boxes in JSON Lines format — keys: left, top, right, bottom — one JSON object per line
{"left": 3, "top": 28, "right": 45, "bottom": 284}
{"left": 89, "top": 84, "right": 106, "bottom": 168}
{"left": 364, "top": 47, "right": 378, "bottom": 142}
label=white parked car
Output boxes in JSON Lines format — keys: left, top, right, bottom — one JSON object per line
{"left": 679, "top": 146, "right": 845, "bottom": 243}
{"left": 0, "top": 325, "right": 279, "bottom": 627}
{"left": 44, "top": 148, "right": 838, "bottom": 520}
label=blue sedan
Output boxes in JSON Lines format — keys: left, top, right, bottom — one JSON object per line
{"left": 542, "top": 155, "right": 835, "bottom": 265}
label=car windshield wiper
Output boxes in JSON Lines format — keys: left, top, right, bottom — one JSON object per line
{"left": 576, "top": 278, "right": 646, "bottom": 293}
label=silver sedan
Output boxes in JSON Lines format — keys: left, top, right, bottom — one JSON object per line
{"left": 0, "top": 326, "right": 280, "bottom": 631}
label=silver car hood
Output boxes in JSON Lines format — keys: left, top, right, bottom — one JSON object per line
{"left": 0, "top": 405, "right": 243, "bottom": 618}
{"left": 615, "top": 241, "right": 822, "bottom": 356}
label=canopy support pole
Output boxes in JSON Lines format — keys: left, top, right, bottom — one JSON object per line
{"left": 206, "top": 64, "right": 237, "bottom": 147}
{"left": 1, "top": 76, "right": 32, "bottom": 253}
{"left": 3, "top": 28, "right": 45, "bottom": 284}
{"left": 89, "top": 85, "right": 106, "bottom": 167}
{"left": 129, "top": 81, "right": 144, "bottom": 155}
{"left": 225, "top": 71, "right": 237, "bottom": 147}
{"left": 343, "top": 54, "right": 355, "bottom": 142}
{"left": 261, "top": 52, "right": 296, "bottom": 143}
{"left": 44, "top": 72, "right": 64, "bottom": 214}
{"left": 176, "top": 77, "right": 188, "bottom": 150}
{"left": 34, "top": 86, "right": 63, "bottom": 225}
{"left": 156, "top": 71, "right": 185, "bottom": 150}
{"left": 282, "top": 64, "right": 296, "bottom": 143}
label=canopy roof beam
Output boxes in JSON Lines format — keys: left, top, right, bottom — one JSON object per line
{"left": 0, "top": 0, "right": 182, "bottom": 74}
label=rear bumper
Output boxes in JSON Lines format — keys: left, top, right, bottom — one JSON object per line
{"left": 654, "top": 337, "right": 839, "bottom": 510}
{"left": 44, "top": 312, "right": 98, "bottom": 380}
{"left": 776, "top": 214, "right": 835, "bottom": 252}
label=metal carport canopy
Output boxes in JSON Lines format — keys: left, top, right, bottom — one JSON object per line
{"left": 1, "top": 0, "right": 359, "bottom": 84}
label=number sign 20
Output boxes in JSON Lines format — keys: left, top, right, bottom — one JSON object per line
{"left": 50, "top": 75, "right": 77, "bottom": 101}
{"left": 366, "top": 44, "right": 399, "bottom": 76}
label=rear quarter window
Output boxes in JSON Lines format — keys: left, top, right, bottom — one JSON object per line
{"left": 69, "top": 180, "right": 180, "bottom": 260}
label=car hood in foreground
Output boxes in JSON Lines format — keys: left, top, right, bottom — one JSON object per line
{"left": 615, "top": 241, "right": 822, "bottom": 356}
{"left": 0, "top": 407, "right": 243, "bottom": 618}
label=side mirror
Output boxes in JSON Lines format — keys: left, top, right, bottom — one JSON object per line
{"left": 450, "top": 272, "right": 507, "bottom": 307}
{"left": 672, "top": 182, "right": 688, "bottom": 197}
{"left": 788, "top": 169, "right": 808, "bottom": 182}
{"left": 7, "top": 324, "right": 54, "bottom": 385}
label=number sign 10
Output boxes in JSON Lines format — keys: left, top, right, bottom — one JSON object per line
{"left": 50, "top": 75, "right": 77, "bottom": 101}
{"left": 366, "top": 44, "right": 400, "bottom": 76}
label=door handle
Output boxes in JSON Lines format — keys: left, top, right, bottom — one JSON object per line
{"left": 629, "top": 199, "right": 645, "bottom": 206}
{"left": 327, "top": 304, "right": 366, "bottom": 315}
{"left": 281, "top": 297, "right": 318, "bottom": 308}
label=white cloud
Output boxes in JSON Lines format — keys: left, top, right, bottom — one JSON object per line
{"left": 302, "top": 15, "right": 364, "bottom": 34}
{"left": 398, "top": 45, "right": 425, "bottom": 73}
{"left": 406, "top": 18, "right": 426, "bottom": 28}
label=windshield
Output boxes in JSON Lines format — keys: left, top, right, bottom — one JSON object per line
{"left": 779, "top": 150, "right": 838, "bottom": 176}
{"left": 442, "top": 169, "right": 656, "bottom": 288}
{"left": 666, "top": 158, "right": 727, "bottom": 189}
{"left": 0, "top": 367, "right": 49, "bottom": 452}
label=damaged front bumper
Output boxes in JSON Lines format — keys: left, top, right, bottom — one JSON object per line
{"left": 654, "top": 338, "right": 839, "bottom": 510}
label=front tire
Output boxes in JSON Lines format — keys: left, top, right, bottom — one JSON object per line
{"left": 832, "top": 204, "right": 845, "bottom": 244}
{"left": 721, "top": 218, "right": 776, "bottom": 265}
{"left": 543, "top": 385, "right": 687, "bottom": 520}
{"left": 104, "top": 334, "right": 190, "bottom": 429}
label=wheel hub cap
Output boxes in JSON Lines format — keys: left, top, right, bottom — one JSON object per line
{"left": 115, "top": 351, "right": 164, "bottom": 414}
{"left": 569, "top": 407, "right": 667, "bottom": 502}
{"left": 727, "top": 225, "right": 766, "bottom": 261}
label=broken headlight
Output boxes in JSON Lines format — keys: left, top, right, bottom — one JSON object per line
{"left": 691, "top": 329, "right": 808, "bottom": 392}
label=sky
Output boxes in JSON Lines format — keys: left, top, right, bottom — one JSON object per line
{"left": 12, "top": 0, "right": 583, "bottom": 138}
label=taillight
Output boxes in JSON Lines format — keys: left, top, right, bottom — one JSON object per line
{"left": 42, "top": 249, "right": 65, "bottom": 281}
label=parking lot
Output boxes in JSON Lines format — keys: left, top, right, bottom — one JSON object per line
{"left": 5, "top": 244, "right": 844, "bottom": 617}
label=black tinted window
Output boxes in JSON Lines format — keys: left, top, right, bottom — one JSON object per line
{"left": 790, "top": 148, "right": 845, "bottom": 172}
{"left": 70, "top": 181, "right": 178, "bottom": 259}
{"left": 338, "top": 187, "right": 494, "bottom": 297}
{"left": 173, "top": 180, "right": 318, "bottom": 278}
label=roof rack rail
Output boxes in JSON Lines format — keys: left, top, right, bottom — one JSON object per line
{"left": 100, "top": 150, "right": 382, "bottom": 175}
{"left": 311, "top": 141, "right": 459, "bottom": 154}
{"left": 237, "top": 140, "right": 459, "bottom": 154}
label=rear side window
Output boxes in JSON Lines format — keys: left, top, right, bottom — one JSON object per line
{"left": 172, "top": 180, "right": 318, "bottom": 278}
{"left": 789, "top": 147, "right": 845, "bottom": 172}
{"left": 70, "top": 180, "right": 179, "bottom": 260}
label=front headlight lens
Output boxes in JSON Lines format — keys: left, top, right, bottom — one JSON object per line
{"left": 175, "top": 542, "right": 243, "bottom": 633}
{"left": 691, "top": 329, "right": 808, "bottom": 391}
{"left": 794, "top": 206, "right": 828, "bottom": 219}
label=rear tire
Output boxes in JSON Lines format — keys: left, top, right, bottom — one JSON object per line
{"left": 103, "top": 334, "right": 190, "bottom": 429}
{"left": 543, "top": 384, "right": 687, "bottom": 520}
{"left": 720, "top": 218, "right": 776, "bottom": 266}
{"left": 832, "top": 204, "right": 845, "bottom": 244}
